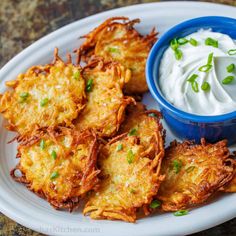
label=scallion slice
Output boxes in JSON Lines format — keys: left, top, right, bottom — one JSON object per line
{"left": 199, "top": 64, "right": 212, "bottom": 72}
{"left": 174, "top": 210, "right": 189, "bottom": 216}
{"left": 174, "top": 48, "right": 183, "bottom": 60}
{"left": 86, "top": 79, "right": 93, "bottom": 92}
{"left": 117, "top": 144, "right": 123, "bottom": 151}
{"left": 189, "top": 38, "right": 198, "bottom": 46}
{"left": 205, "top": 37, "right": 218, "bottom": 48}
{"left": 40, "top": 98, "right": 49, "bottom": 107}
{"left": 173, "top": 160, "right": 182, "bottom": 174}
{"left": 201, "top": 81, "right": 211, "bottom": 91}
{"left": 222, "top": 76, "right": 234, "bottom": 85}
{"left": 50, "top": 171, "right": 59, "bottom": 180}
{"left": 228, "top": 49, "right": 236, "bottom": 55}
{"left": 127, "top": 150, "right": 134, "bottom": 164}
{"left": 177, "top": 38, "right": 188, "bottom": 45}
{"left": 227, "top": 63, "right": 235, "bottom": 73}
{"left": 150, "top": 199, "right": 161, "bottom": 209}
{"left": 51, "top": 150, "right": 57, "bottom": 160}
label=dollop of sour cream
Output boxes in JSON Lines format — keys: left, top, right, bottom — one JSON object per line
{"left": 159, "top": 29, "right": 236, "bottom": 115}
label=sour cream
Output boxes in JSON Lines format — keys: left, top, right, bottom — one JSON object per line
{"left": 159, "top": 29, "right": 236, "bottom": 115}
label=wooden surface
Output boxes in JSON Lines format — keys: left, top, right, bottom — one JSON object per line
{"left": 0, "top": 0, "right": 235, "bottom": 235}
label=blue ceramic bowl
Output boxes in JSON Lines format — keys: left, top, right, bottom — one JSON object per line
{"left": 146, "top": 16, "right": 236, "bottom": 145}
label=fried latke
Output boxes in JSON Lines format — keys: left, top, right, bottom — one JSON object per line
{"left": 0, "top": 49, "right": 85, "bottom": 137}
{"left": 11, "top": 128, "right": 99, "bottom": 211}
{"left": 157, "top": 139, "right": 234, "bottom": 211}
{"left": 84, "top": 132, "right": 164, "bottom": 222}
{"left": 118, "top": 102, "right": 163, "bottom": 157}
{"left": 74, "top": 59, "right": 134, "bottom": 138}
{"left": 77, "top": 17, "right": 157, "bottom": 94}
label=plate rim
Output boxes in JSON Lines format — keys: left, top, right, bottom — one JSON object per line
{"left": 0, "top": 1, "right": 236, "bottom": 236}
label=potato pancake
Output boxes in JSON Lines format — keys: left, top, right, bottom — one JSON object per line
{"left": 84, "top": 131, "right": 164, "bottom": 222}
{"left": 0, "top": 49, "right": 85, "bottom": 137}
{"left": 74, "top": 59, "right": 134, "bottom": 138}
{"left": 11, "top": 128, "right": 99, "bottom": 211}
{"left": 118, "top": 102, "right": 163, "bottom": 157}
{"left": 156, "top": 139, "right": 234, "bottom": 211}
{"left": 77, "top": 17, "right": 157, "bottom": 94}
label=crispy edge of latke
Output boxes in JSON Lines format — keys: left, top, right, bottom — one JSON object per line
{"left": 75, "top": 17, "right": 157, "bottom": 64}
{"left": 156, "top": 138, "right": 235, "bottom": 212}
{"left": 11, "top": 127, "right": 100, "bottom": 212}
{"left": 0, "top": 48, "right": 86, "bottom": 138}
{"left": 83, "top": 128, "right": 165, "bottom": 222}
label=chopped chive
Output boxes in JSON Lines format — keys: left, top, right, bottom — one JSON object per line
{"left": 174, "top": 210, "right": 189, "bottom": 216}
{"left": 186, "top": 166, "right": 195, "bottom": 173}
{"left": 128, "top": 128, "right": 138, "bottom": 136}
{"left": 207, "top": 52, "right": 214, "bottom": 65}
{"left": 20, "top": 92, "right": 29, "bottom": 99}
{"left": 40, "top": 139, "right": 45, "bottom": 150}
{"left": 117, "top": 144, "right": 123, "bottom": 151}
{"left": 127, "top": 150, "right": 134, "bottom": 164}
{"left": 174, "top": 48, "right": 183, "bottom": 60}
{"left": 50, "top": 171, "right": 59, "bottom": 180}
{"left": 189, "top": 38, "right": 198, "bottom": 46}
{"left": 201, "top": 81, "right": 211, "bottom": 92}
{"left": 187, "top": 74, "right": 198, "bottom": 83}
{"left": 148, "top": 113, "right": 157, "bottom": 118}
{"left": 73, "top": 71, "right": 80, "bottom": 80}
{"left": 222, "top": 76, "right": 234, "bottom": 85}
{"left": 108, "top": 47, "right": 119, "bottom": 53}
{"left": 173, "top": 160, "right": 182, "bottom": 174}
{"left": 170, "top": 38, "right": 179, "bottom": 50}
{"left": 129, "top": 189, "right": 136, "bottom": 194}
{"left": 150, "top": 199, "right": 161, "bottom": 209}
{"left": 228, "top": 49, "right": 236, "bottom": 55}
{"left": 199, "top": 64, "right": 212, "bottom": 72}
{"left": 40, "top": 98, "right": 49, "bottom": 107}
{"left": 227, "top": 64, "right": 235, "bottom": 73}
{"left": 177, "top": 38, "right": 188, "bottom": 45}
{"left": 205, "top": 37, "right": 218, "bottom": 48}
{"left": 51, "top": 150, "right": 57, "bottom": 160}
{"left": 191, "top": 81, "right": 199, "bottom": 93}
{"left": 86, "top": 79, "right": 93, "bottom": 92}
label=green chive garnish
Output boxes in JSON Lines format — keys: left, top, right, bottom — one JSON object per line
{"left": 205, "top": 37, "right": 218, "bottom": 48}
{"left": 148, "top": 113, "right": 157, "bottom": 118}
{"left": 201, "top": 82, "right": 211, "bottom": 91}
{"left": 129, "top": 189, "right": 136, "bottom": 194}
{"left": 186, "top": 166, "right": 195, "bottom": 173}
{"left": 174, "top": 48, "right": 183, "bottom": 60}
{"left": 73, "top": 71, "right": 80, "bottom": 80}
{"left": 199, "top": 64, "right": 212, "bottom": 72}
{"left": 207, "top": 52, "right": 214, "bottom": 65}
{"left": 222, "top": 76, "right": 234, "bottom": 85}
{"left": 189, "top": 38, "right": 198, "bottom": 46}
{"left": 108, "top": 47, "right": 119, "bottom": 53}
{"left": 170, "top": 38, "right": 179, "bottom": 50}
{"left": 150, "top": 199, "right": 161, "bottom": 209}
{"left": 40, "top": 139, "right": 45, "bottom": 150}
{"left": 51, "top": 150, "right": 57, "bottom": 160}
{"left": 173, "top": 160, "right": 182, "bottom": 174}
{"left": 174, "top": 210, "right": 189, "bottom": 216}
{"left": 50, "top": 171, "right": 59, "bottom": 180}
{"left": 191, "top": 81, "right": 199, "bottom": 93}
{"left": 177, "top": 38, "right": 188, "bottom": 45}
{"left": 228, "top": 49, "right": 236, "bottom": 55}
{"left": 20, "top": 92, "right": 29, "bottom": 99}
{"left": 227, "top": 64, "right": 235, "bottom": 73}
{"left": 128, "top": 128, "right": 138, "bottom": 136}
{"left": 40, "top": 98, "right": 49, "bottom": 107}
{"left": 86, "top": 79, "right": 93, "bottom": 92}
{"left": 117, "top": 144, "right": 123, "bottom": 151}
{"left": 127, "top": 150, "right": 134, "bottom": 164}
{"left": 19, "top": 92, "right": 29, "bottom": 103}
{"left": 187, "top": 74, "right": 198, "bottom": 83}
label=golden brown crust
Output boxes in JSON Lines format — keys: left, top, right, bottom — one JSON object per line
{"left": 77, "top": 17, "right": 157, "bottom": 94}
{"left": 74, "top": 58, "right": 135, "bottom": 138}
{"left": 83, "top": 107, "right": 165, "bottom": 222}
{"left": 11, "top": 128, "right": 100, "bottom": 212}
{"left": 220, "top": 158, "right": 236, "bottom": 192}
{"left": 156, "top": 139, "right": 235, "bottom": 211}
{"left": 0, "top": 48, "right": 86, "bottom": 138}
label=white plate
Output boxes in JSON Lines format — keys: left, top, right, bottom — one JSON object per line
{"left": 0, "top": 1, "right": 236, "bottom": 236}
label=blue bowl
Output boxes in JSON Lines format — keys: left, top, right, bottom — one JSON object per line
{"left": 146, "top": 16, "right": 236, "bottom": 145}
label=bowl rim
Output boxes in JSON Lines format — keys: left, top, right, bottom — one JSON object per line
{"left": 146, "top": 16, "right": 236, "bottom": 123}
